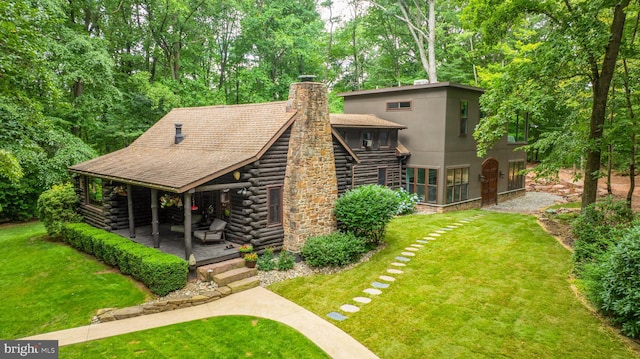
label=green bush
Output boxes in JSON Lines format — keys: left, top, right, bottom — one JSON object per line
{"left": 395, "top": 188, "right": 419, "bottom": 215}
{"left": 572, "top": 196, "right": 635, "bottom": 266}
{"left": 600, "top": 227, "right": 640, "bottom": 338}
{"left": 302, "top": 231, "right": 367, "bottom": 268}
{"left": 257, "top": 247, "right": 276, "bottom": 271}
{"left": 36, "top": 183, "right": 82, "bottom": 238}
{"left": 61, "top": 223, "right": 188, "bottom": 296}
{"left": 276, "top": 250, "right": 295, "bottom": 271}
{"left": 334, "top": 184, "right": 400, "bottom": 244}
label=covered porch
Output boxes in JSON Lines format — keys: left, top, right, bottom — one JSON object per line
{"left": 114, "top": 223, "right": 241, "bottom": 267}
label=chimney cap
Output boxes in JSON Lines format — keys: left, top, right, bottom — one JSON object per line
{"left": 298, "top": 75, "right": 317, "bottom": 82}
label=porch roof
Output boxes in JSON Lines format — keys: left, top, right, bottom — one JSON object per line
{"left": 330, "top": 114, "right": 407, "bottom": 129}
{"left": 70, "top": 101, "right": 296, "bottom": 193}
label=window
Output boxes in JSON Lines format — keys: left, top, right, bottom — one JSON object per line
{"left": 386, "top": 101, "right": 412, "bottom": 111}
{"left": 362, "top": 131, "right": 373, "bottom": 148}
{"left": 406, "top": 167, "right": 438, "bottom": 203}
{"left": 379, "top": 130, "right": 389, "bottom": 148}
{"left": 508, "top": 111, "right": 528, "bottom": 143}
{"left": 460, "top": 100, "right": 468, "bottom": 136}
{"left": 87, "top": 177, "right": 103, "bottom": 206}
{"left": 446, "top": 167, "right": 469, "bottom": 204}
{"left": 508, "top": 161, "right": 526, "bottom": 190}
{"left": 267, "top": 186, "right": 282, "bottom": 226}
{"left": 378, "top": 167, "right": 388, "bottom": 186}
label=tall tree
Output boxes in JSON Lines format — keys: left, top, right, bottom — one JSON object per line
{"left": 464, "top": 0, "right": 634, "bottom": 208}
{"left": 368, "top": 0, "right": 438, "bottom": 83}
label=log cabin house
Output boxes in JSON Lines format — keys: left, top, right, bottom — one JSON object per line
{"left": 69, "top": 81, "right": 408, "bottom": 265}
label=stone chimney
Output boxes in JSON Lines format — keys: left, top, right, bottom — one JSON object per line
{"left": 283, "top": 81, "right": 338, "bottom": 252}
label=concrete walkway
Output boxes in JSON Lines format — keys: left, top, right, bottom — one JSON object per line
{"left": 22, "top": 287, "right": 378, "bottom": 359}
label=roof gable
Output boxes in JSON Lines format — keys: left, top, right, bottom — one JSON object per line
{"left": 70, "top": 101, "right": 296, "bottom": 192}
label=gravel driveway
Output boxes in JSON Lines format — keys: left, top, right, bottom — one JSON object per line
{"left": 482, "top": 192, "right": 564, "bottom": 214}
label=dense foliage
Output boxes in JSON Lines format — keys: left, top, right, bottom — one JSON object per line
{"left": 334, "top": 184, "right": 400, "bottom": 244}
{"left": 301, "top": 231, "right": 367, "bottom": 268}
{"left": 61, "top": 223, "right": 188, "bottom": 296}
{"left": 570, "top": 197, "right": 639, "bottom": 338}
{"left": 37, "top": 183, "right": 82, "bottom": 238}
{"left": 571, "top": 197, "right": 635, "bottom": 266}
{"left": 3, "top": 0, "right": 639, "bottom": 217}
{"left": 600, "top": 228, "right": 640, "bottom": 338}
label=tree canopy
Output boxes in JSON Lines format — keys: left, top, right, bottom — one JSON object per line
{"left": 1, "top": 0, "right": 638, "bottom": 219}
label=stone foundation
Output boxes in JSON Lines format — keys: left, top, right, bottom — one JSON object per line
{"left": 417, "top": 189, "right": 527, "bottom": 213}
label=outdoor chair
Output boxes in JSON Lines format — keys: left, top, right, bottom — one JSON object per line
{"left": 194, "top": 218, "right": 227, "bottom": 243}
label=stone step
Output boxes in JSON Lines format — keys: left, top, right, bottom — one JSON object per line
{"left": 227, "top": 276, "right": 260, "bottom": 293}
{"left": 196, "top": 257, "right": 244, "bottom": 281}
{"left": 213, "top": 267, "right": 258, "bottom": 286}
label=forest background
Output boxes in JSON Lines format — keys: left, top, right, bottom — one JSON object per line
{"left": 1, "top": 0, "right": 638, "bottom": 221}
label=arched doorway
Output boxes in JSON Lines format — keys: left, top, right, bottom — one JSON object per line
{"left": 481, "top": 158, "right": 499, "bottom": 206}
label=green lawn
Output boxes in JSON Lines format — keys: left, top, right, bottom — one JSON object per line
{"left": 270, "top": 210, "right": 639, "bottom": 359}
{"left": 0, "top": 222, "right": 149, "bottom": 339}
{"left": 60, "top": 316, "right": 329, "bottom": 358}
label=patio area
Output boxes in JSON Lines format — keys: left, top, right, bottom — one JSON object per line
{"left": 113, "top": 224, "right": 241, "bottom": 267}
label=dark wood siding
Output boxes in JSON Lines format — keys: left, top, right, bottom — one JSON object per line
{"left": 75, "top": 177, "right": 150, "bottom": 231}
{"left": 333, "top": 136, "right": 355, "bottom": 195}
{"left": 225, "top": 128, "right": 291, "bottom": 251}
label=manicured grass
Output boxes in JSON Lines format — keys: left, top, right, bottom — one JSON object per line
{"left": 60, "top": 315, "right": 329, "bottom": 358}
{"left": 0, "top": 222, "right": 149, "bottom": 339}
{"left": 270, "top": 210, "right": 639, "bottom": 358}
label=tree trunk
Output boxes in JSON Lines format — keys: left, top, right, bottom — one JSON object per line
{"left": 623, "top": 58, "right": 636, "bottom": 208}
{"left": 581, "top": 1, "right": 630, "bottom": 209}
{"left": 427, "top": 0, "right": 437, "bottom": 82}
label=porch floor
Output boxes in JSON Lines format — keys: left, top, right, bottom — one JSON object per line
{"left": 113, "top": 224, "right": 241, "bottom": 267}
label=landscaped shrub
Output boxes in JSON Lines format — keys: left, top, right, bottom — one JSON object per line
{"left": 600, "top": 227, "right": 640, "bottom": 338}
{"left": 61, "top": 223, "right": 188, "bottom": 296}
{"left": 257, "top": 247, "right": 276, "bottom": 271}
{"left": 334, "top": 184, "right": 401, "bottom": 244}
{"left": 572, "top": 196, "right": 635, "bottom": 266}
{"left": 395, "top": 188, "right": 419, "bottom": 215}
{"left": 302, "top": 231, "right": 367, "bottom": 268}
{"left": 276, "top": 250, "right": 295, "bottom": 271}
{"left": 37, "top": 183, "right": 82, "bottom": 238}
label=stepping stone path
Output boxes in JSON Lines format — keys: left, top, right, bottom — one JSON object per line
{"left": 363, "top": 288, "right": 382, "bottom": 295}
{"left": 372, "top": 281, "right": 390, "bottom": 289}
{"left": 340, "top": 304, "right": 360, "bottom": 313}
{"left": 326, "top": 214, "right": 484, "bottom": 321}
{"left": 353, "top": 297, "right": 372, "bottom": 304}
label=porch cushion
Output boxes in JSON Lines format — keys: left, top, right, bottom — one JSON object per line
{"left": 194, "top": 219, "right": 227, "bottom": 243}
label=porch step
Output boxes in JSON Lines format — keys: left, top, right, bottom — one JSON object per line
{"left": 227, "top": 276, "right": 260, "bottom": 293}
{"left": 196, "top": 258, "right": 245, "bottom": 281}
{"left": 213, "top": 267, "right": 258, "bottom": 286}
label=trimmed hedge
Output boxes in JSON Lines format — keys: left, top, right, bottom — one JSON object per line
{"left": 302, "top": 231, "right": 367, "bottom": 268}
{"left": 61, "top": 223, "right": 188, "bottom": 296}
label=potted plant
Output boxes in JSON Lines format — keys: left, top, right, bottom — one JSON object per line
{"left": 238, "top": 244, "right": 253, "bottom": 254}
{"left": 244, "top": 252, "right": 258, "bottom": 268}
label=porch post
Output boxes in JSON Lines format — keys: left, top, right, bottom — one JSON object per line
{"left": 183, "top": 191, "right": 193, "bottom": 260}
{"left": 150, "top": 189, "right": 160, "bottom": 248}
{"left": 126, "top": 184, "right": 135, "bottom": 238}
